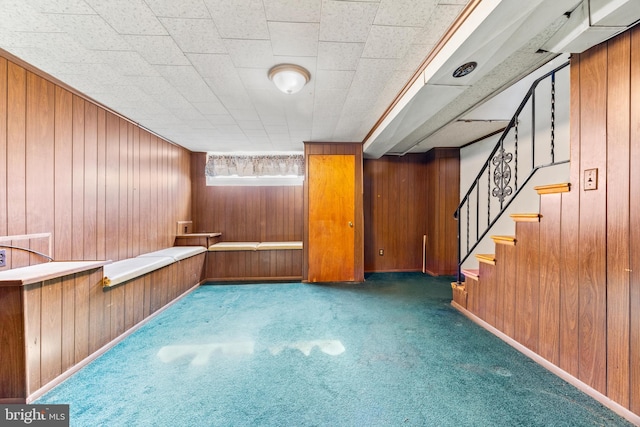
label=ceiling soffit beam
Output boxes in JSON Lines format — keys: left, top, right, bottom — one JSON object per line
{"left": 361, "top": 0, "right": 490, "bottom": 158}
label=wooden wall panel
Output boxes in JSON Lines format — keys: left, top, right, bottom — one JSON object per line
{"left": 54, "top": 87, "right": 73, "bottom": 261}
{"left": 514, "top": 222, "right": 539, "bottom": 352}
{"left": 0, "top": 54, "right": 192, "bottom": 265}
{"left": 40, "top": 278, "right": 62, "bottom": 386}
{"left": 501, "top": 244, "right": 517, "bottom": 339}
{"left": 0, "top": 286, "right": 26, "bottom": 399}
{"left": 629, "top": 25, "right": 640, "bottom": 416}
{"left": 363, "top": 154, "right": 428, "bottom": 272}
{"left": 538, "top": 194, "right": 561, "bottom": 365}
{"left": 606, "top": 31, "right": 631, "bottom": 406}
{"left": 190, "top": 152, "right": 303, "bottom": 244}
{"left": 577, "top": 43, "right": 608, "bottom": 394}
{"left": 0, "top": 58, "right": 7, "bottom": 237}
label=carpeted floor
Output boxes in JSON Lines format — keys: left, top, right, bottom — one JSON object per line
{"left": 36, "top": 273, "right": 631, "bottom": 426}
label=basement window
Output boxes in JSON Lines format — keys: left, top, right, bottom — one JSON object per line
{"left": 205, "top": 153, "right": 304, "bottom": 186}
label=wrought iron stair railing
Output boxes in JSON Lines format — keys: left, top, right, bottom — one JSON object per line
{"left": 454, "top": 61, "right": 570, "bottom": 283}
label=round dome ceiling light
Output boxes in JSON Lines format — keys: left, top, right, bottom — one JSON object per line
{"left": 268, "top": 64, "right": 311, "bottom": 94}
{"left": 452, "top": 61, "right": 477, "bottom": 78}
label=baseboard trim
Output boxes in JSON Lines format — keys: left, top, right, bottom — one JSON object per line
{"left": 451, "top": 301, "right": 640, "bottom": 427}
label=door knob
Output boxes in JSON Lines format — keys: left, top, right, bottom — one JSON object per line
{"left": 348, "top": 221, "right": 353, "bottom": 228}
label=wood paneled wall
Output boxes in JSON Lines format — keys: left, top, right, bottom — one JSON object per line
{"left": 424, "top": 148, "right": 460, "bottom": 276}
{"left": 363, "top": 149, "right": 459, "bottom": 274}
{"left": 0, "top": 55, "right": 192, "bottom": 267}
{"left": 190, "top": 152, "right": 302, "bottom": 242}
{"left": 364, "top": 154, "right": 428, "bottom": 272}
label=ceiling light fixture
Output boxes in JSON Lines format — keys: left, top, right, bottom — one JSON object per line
{"left": 268, "top": 64, "right": 310, "bottom": 94}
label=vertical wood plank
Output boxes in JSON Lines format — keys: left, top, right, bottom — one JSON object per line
{"left": 539, "top": 194, "right": 561, "bottom": 365}
{"left": 60, "top": 275, "right": 75, "bottom": 372}
{"left": 514, "top": 222, "right": 539, "bottom": 352}
{"left": 54, "top": 87, "right": 73, "bottom": 261}
{"left": 73, "top": 271, "right": 90, "bottom": 363}
{"left": 559, "top": 57, "right": 581, "bottom": 378}
{"left": 23, "top": 283, "right": 41, "bottom": 394}
{"left": 26, "top": 72, "right": 55, "bottom": 264}
{"left": 105, "top": 112, "right": 120, "bottom": 261}
{"left": 40, "top": 279, "right": 62, "bottom": 385}
{"left": 119, "top": 118, "right": 129, "bottom": 259}
{"left": 96, "top": 108, "right": 107, "bottom": 261}
{"left": 0, "top": 286, "right": 26, "bottom": 399}
{"left": 0, "top": 58, "right": 7, "bottom": 237}
{"left": 501, "top": 244, "right": 517, "bottom": 339}
{"left": 629, "top": 24, "right": 640, "bottom": 415}
{"left": 578, "top": 43, "right": 608, "bottom": 394}
{"left": 71, "top": 96, "right": 85, "bottom": 261}
{"left": 606, "top": 31, "right": 631, "bottom": 406}
{"left": 83, "top": 103, "right": 98, "bottom": 260}
{"left": 7, "top": 62, "right": 27, "bottom": 242}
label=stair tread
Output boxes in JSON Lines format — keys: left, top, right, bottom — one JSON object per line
{"left": 475, "top": 254, "right": 496, "bottom": 265}
{"left": 491, "top": 235, "right": 516, "bottom": 245}
{"left": 461, "top": 268, "right": 479, "bottom": 280}
{"left": 510, "top": 213, "right": 541, "bottom": 222}
{"left": 534, "top": 183, "right": 570, "bottom": 194}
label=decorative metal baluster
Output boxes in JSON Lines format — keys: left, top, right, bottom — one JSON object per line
{"left": 551, "top": 72, "right": 555, "bottom": 163}
{"left": 476, "top": 184, "right": 480, "bottom": 243}
{"left": 514, "top": 118, "right": 518, "bottom": 191}
{"left": 531, "top": 89, "right": 536, "bottom": 169}
{"left": 487, "top": 163, "right": 491, "bottom": 227}
{"left": 466, "top": 202, "right": 470, "bottom": 253}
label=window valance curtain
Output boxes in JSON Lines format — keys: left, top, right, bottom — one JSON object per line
{"left": 205, "top": 153, "right": 305, "bottom": 177}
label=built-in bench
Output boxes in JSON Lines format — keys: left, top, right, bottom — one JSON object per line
{"left": 205, "top": 241, "right": 303, "bottom": 282}
{"left": 102, "top": 246, "right": 206, "bottom": 287}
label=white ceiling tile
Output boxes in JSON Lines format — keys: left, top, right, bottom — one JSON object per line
{"left": 319, "top": 1, "right": 378, "bottom": 43}
{"left": 229, "top": 109, "right": 260, "bottom": 121}
{"left": 160, "top": 18, "right": 226, "bottom": 54}
{"left": 45, "top": 14, "right": 131, "bottom": 51}
{"left": 85, "top": 0, "right": 167, "bottom": 35}
{"left": 145, "top": 0, "right": 212, "bottom": 18}
{"left": 269, "top": 22, "right": 319, "bottom": 57}
{"left": 224, "top": 39, "right": 275, "bottom": 68}
{"left": 315, "top": 70, "right": 355, "bottom": 91}
{"left": 374, "top": 0, "right": 438, "bottom": 27}
{"left": 26, "top": 0, "right": 95, "bottom": 14}
{"left": 101, "top": 51, "right": 160, "bottom": 76}
{"left": 397, "top": 43, "right": 433, "bottom": 72}
{"left": 0, "top": 1, "right": 61, "bottom": 32}
{"left": 347, "top": 58, "right": 397, "bottom": 96}
{"left": 205, "top": 115, "right": 237, "bottom": 125}
{"left": 124, "top": 35, "right": 190, "bottom": 65}
{"left": 238, "top": 121, "right": 265, "bottom": 131}
{"left": 203, "top": 0, "right": 269, "bottom": 39}
{"left": 362, "top": 25, "right": 419, "bottom": 59}
{"left": 416, "top": 4, "right": 466, "bottom": 45}
{"left": 237, "top": 68, "right": 273, "bottom": 92}
{"left": 264, "top": 0, "right": 321, "bottom": 22}
{"left": 317, "top": 42, "right": 364, "bottom": 70}
{"left": 193, "top": 102, "right": 228, "bottom": 115}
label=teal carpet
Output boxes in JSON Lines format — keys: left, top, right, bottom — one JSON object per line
{"left": 37, "top": 273, "right": 631, "bottom": 426}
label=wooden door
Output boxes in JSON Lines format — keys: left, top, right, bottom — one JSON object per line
{"left": 307, "top": 154, "right": 355, "bottom": 282}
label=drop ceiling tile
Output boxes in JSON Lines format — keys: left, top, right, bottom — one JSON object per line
{"left": 85, "top": 0, "right": 167, "bottom": 35}
{"left": 203, "top": 0, "right": 269, "bottom": 40}
{"left": 347, "top": 58, "right": 397, "bottom": 96}
{"left": 319, "top": 1, "right": 378, "bottom": 43}
{"left": 224, "top": 39, "right": 275, "bottom": 68}
{"left": 374, "top": 0, "right": 438, "bottom": 26}
{"left": 45, "top": 14, "right": 131, "bottom": 51}
{"left": 205, "top": 115, "right": 237, "bottom": 125}
{"left": 193, "top": 102, "right": 228, "bottom": 116}
{"left": 317, "top": 42, "right": 364, "bottom": 70}
{"left": 0, "top": 1, "right": 60, "bottom": 32}
{"left": 269, "top": 22, "right": 319, "bottom": 57}
{"left": 237, "top": 68, "right": 273, "bottom": 92}
{"left": 229, "top": 109, "right": 260, "bottom": 121}
{"left": 159, "top": 18, "right": 226, "bottom": 54}
{"left": 397, "top": 43, "right": 433, "bottom": 72}
{"left": 362, "top": 25, "right": 419, "bottom": 59}
{"left": 416, "top": 4, "right": 465, "bottom": 45}
{"left": 25, "top": 0, "right": 93, "bottom": 14}
{"left": 264, "top": 0, "right": 321, "bottom": 22}
{"left": 145, "top": 0, "right": 212, "bottom": 18}
{"left": 238, "top": 121, "right": 265, "bottom": 131}
{"left": 101, "top": 51, "right": 160, "bottom": 77}
{"left": 124, "top": 35, "right": 190, "bottom": 65}
{"left": 315, "top": 70, "right": 355, "bottom": 91}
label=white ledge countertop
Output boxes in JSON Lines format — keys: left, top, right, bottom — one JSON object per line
{"left": 0, "top": 261, "right": 110, "bottom": 287}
